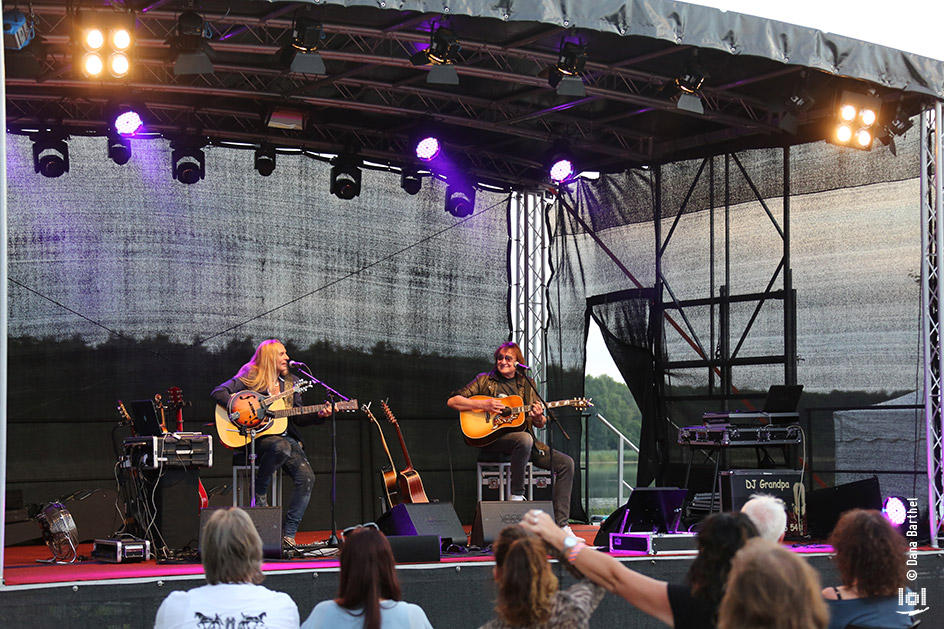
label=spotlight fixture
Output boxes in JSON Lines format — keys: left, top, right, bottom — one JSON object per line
{"left": 877, "top": 102, "right": 915, "bottom": 156}
{"left": 330, "top": 153, "right": 362, "bottom": 199}
{"left": 285, "top": 16, "right": 326, "bottom": 75}
{"left": 173, "top": 10, "right": 213, "bottom": 75}
{"left": 548, "top": 40, "right": 587, "bottom": 97}
{"left": 107, "top": 133, "right": 132, "bottom": 165}
{"left": 545, "top": 142, "right": 576, "bottom": 183}
{"left": 445, "top": 181, "right": 475, "bottom": 217}
{"left": 3, "top": 10, "right": 35, "bottom": 50}
{"left": 409, "top": 27, "right": 460, "bottom": 85}
{"left": 31, "top": 132, "right": 69, "bottom": 178}
{"left": 673, "top": 52, "right": 708, "bottom": 114}
{"left": 829, "top": 90, "right": 881, "bottom": 151}
{"left": 254, "top": 144, "right": 276, "bottom": 176}
{"left": 74, "top": 11, "right": 134, "bottom": 79}
{"left": 882, "top": 496, "right": 908, "bottom": 528}
{"left": 400, "top": 165, "right": 422, "bottom": 195}
{"left": 414, "top": 136, "right": 441, "bottom": 162}
{"left": 170, "top": 138, "right": 206, "bottom": 184}
{"left": 779, "top": 84, "right": 816, "bottom": 134}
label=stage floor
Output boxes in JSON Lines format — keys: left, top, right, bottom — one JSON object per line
{"left": 3, "top": 527, "right": 943, "bottom": 629}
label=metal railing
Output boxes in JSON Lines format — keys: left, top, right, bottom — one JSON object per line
{"left": 592, "top": 412, "right": 640, "bottom": 507}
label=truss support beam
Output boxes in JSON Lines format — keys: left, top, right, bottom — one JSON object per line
{"left": 511, "top": 190, "right": 550, "bottom": 396}
{"left": 921, "top": 103, "right": 944, "bottom": 548}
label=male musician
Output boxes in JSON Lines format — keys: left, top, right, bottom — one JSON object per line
{"left": 211, "top": 339, "right": 329, "bottom": 546}
{"left": 447, "top": 341, "right": 575, "bottom": 532}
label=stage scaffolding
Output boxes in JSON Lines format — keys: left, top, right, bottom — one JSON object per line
{"left": 922, "top": 102, "right": 944, "bottom": 548}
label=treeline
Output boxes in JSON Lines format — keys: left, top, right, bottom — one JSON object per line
{"left": 585, "top": 374, "right": 642, "bottom": 449}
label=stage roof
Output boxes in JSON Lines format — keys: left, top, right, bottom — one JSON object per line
{"left": 5, "top": 0, "right": 944, "bottom": 187}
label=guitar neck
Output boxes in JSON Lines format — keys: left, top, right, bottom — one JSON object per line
{"left": 393, "top": 423, "right": 414, "bottom": 470}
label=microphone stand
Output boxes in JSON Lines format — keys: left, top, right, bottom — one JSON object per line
{"left": 518, "top": 367, "right": 569, "bottom": 514}
{"left": 292, "top": 362, "right": 349, "bottom": 548}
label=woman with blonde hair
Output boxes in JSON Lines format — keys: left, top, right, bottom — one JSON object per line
{"left": 480, "top": 525, "right": 604, "bottom": 629}
{"left": 718, "top": 538, "right": 828, "bottom": 629}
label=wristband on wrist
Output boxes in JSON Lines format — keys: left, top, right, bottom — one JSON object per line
{"left": 566, "top": 540, "right": 586, "bottom": 563}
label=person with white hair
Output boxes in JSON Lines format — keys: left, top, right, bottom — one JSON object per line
{"left": 154, "top": 507, "right": 299, "bottom": 628}
{"left": 740, "top": 494, "right": 787, "bottom": 543}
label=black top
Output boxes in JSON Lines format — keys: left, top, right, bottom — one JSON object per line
{"left": 666, "top": 583, "right": 717, "bottom": 629}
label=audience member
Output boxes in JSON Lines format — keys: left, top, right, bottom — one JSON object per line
{"left": 479, "top": 525, "right": 605, "bottom": 628}
{"left": 741, "top": 494, "right": 787, "bottom": 543}
{"left": 718, "top": 538, "right": 828, "bottom": 629}
{"left": 522, "top": 509, "right": 757, "bottom": 629}
{"left": 302, "top": 525, "right": 432, "bottom": 629}
{"left": 822, "top": 509, "right": 914, "bottom": 629}
{"left": 154, "top": 507, "right": 299, "bottom": 629}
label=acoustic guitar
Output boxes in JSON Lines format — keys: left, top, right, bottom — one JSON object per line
{"left": 214, "top": 381, "right": 358, "bottom": 448}
{"left": 381, "top": 401, "right": 429, "bottom": 504}
{"left": 363, "top": 402, "right": 400, "bottom": 509}
{"left": 459, "top": 395, "right": 593, "bottom": 447}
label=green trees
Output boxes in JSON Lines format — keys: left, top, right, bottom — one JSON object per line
{"left": 585, "top": 374, "right": 641, "bottom": 449}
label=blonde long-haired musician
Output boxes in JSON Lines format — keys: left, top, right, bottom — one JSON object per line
{"left": 212, "top": 339, "right": 330, "bottom": 546}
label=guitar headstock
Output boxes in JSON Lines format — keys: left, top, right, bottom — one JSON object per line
{"left": 116, "top": 400, "right": 133, "bottom": 425}
{"left": 167, "top": 386, "right": 187, "bottom": 408}
{"left": 361, "top": 402, "right": 378, "bottom": 423}
{"left": 337, "top": 399, "right": 359, "bottom": 412}
{"left": 380, "top": 400, "right": 398, "bottom": 425}
{"left": 571, "top": 397, "right": 593, "bottom": 409}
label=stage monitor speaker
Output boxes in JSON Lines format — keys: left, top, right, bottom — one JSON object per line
{"left": 149, "top": 468, "right": 200, "bottom": 551}
{"left": 807, "top": 476, "right": 882, "bottom": 540}
{"left": 470, "top": 500, "right": 554, "bottom": 547}
{"left": 593, "top": 488, "right": 688, "bottom": 546}
{"left": 377, "top": 502, "right": 467, "bottom": 546}
{"left": 199, "top": 506, "right": 283, "bottom": 560}
{"left": 385, "top": 535, "right": 442, "bottom": 563}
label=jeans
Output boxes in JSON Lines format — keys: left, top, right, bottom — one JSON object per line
{"left": 254, "top": 434, "right": 314, "bottom": 537}
{"left": 482, "top": 431, "right": 575, "bottom": 527}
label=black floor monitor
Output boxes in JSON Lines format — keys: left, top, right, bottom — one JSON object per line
{"left": 593, "top": 487, "right": 689, "bottom": 545}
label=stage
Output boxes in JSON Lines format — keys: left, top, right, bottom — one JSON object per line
{"left": 3, "top": 525, "right": 944, "bottom": 628}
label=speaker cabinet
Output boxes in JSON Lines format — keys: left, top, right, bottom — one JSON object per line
{"left": 807, "top": 477, "right": 882, "bottom": 539}
{"left": 470, "top": 500, "right": 554, "bottom": 547}
{"left": 385, "top": 535, "right": 442, "bottom": 563}
{"left": 199, "top": 506, "right": 283, "bottom": 559}
{"left": 376, "top": 502, "right": 467, "bottom": 546}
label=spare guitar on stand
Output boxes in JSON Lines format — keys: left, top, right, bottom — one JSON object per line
{"left": 363, "top": 402, "right": 400, "bottom": 511}
{"left": 381, "top": 401, "right": 429, "bottom": 504}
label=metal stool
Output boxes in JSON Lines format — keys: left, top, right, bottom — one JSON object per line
{"left": 232, "top": 462, "right": 282, "bottom": 507}
{"left": 476, "top": 459, "right": 535, "bottom": 502}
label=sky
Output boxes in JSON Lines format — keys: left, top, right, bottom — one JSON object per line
{"left": 585, "top": 1, "right": 943, "bottom": 381}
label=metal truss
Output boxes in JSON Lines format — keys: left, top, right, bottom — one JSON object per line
{"left": 511, "top": 190, "right": 551, "bottom": 396}
{"left": 921, "top": 102, "right": 944, "bottom": 548}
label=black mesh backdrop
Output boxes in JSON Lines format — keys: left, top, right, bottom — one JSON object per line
{"left": 550, "top": 135, "right": 923, "bottom": 492}
{"left": 5, "top": 133, "right": 513, "bottom": 527}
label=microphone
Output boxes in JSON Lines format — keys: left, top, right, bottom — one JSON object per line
{"left": 516, "top": 362, "right": 531, "bottom": 370}
{"left": 288, "top": 360, "right": 306, "bottom": 369}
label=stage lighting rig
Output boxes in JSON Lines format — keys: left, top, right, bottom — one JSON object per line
{"left": 3, "top": 9, "right": 35, "bottom": 50}
{"left": 254, "top": 144, "right": 276, "bottom": 176}
{"left": 410, "top": 27, "right": 460, "bottom": 85}
{"left": 674, "top": 52, "right": 708, "bottom": 114}
{"left": 173, "top": 10, "right": 213, "bottom": 75}
{"left": 171, "top": 138, "right": 206, "bottom": 184}
{"left": 31, "top": 132, "right": 70, "bottom": 178}
{"left": 829, "top": 90, "right": 881, "bottom": 151}
{"left": 107, "top": 133, "right": 132, "bottom": 165}
{"left": 548, "top": 40, "right": 587, "bottom": 97}
{"left": 74, "top": 11, "right": 134, "bottom": 79}
{"left": 445, "top": 181, "right": 475, "bottom": 217}
{"left": 330, "top": 153, "right": 362, "bottom": 199}
{"left": 283, "top": 16, "right": 326, "bottom": 75}
{"left": 400, "top": 165, "right": 422, "bottom": 195}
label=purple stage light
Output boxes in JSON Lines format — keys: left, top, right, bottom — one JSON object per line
{"left": 549, "top": 157, "right": 574, "bottom": 183}
{"left": 882, "top": 496, "right": 907, "bottom": 527}
{"left": 415, "top": 136, "right": 441, "bottom": 161}
{"left": 114, "top": 111, "right": 143, "bottom": 136}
